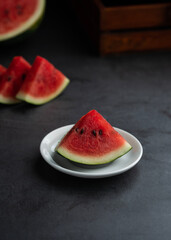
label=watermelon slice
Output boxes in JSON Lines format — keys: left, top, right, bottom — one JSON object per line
{"left": 0, "top": 0, "right": 45, "bottom": 42}
{"left": 56, "top": 110, "right": 132, "bottom": 165}
{"left": 16, "top": 56, "right": 70, "bottom": 105}
{"left": 0, "top": 56, "right": 31, "bottom": 104}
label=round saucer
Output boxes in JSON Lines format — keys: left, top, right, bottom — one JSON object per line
{"left": 40, "top": 125, "right": 143, "bottom": 178}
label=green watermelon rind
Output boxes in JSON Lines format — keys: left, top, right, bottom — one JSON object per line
{"left": 16, "top": 77, "right": 70, "bottom": 105}
{"left": 56, "top": 142, "right": 132, "bottom": 165}
{"left": 0, "top": 0, "right": 46, "bottom": 43}
{"left": 0, "top": 94, "right": 21, "bottom": 104}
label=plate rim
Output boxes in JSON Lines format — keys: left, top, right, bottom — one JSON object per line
{"left": 40, "top": 124, "right": 143, "bottom": 178}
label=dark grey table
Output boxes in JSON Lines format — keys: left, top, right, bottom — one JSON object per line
{"left": 0, "top": 2, "right": 171, "bottom": 240}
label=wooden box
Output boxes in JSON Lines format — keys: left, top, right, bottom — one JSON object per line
{"left": 71, "top": 0, "right": 171, "bottom": 55}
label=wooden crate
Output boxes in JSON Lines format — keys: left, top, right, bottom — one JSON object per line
{"left": 71, "top": 0, "right": 171, "bottom": 55}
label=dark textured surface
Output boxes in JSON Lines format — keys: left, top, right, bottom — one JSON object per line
{"left": 0, "top": 1, "right": 171, "bottom": 240}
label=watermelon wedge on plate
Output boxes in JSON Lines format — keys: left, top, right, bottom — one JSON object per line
{"left": 56, "top": 110, "right": 132, "bottom": 165}
{"left": 16, "top": 56, "right": 70, "bottom": 105}
{"left": 0, "top": 0, "right": 45, "bottom": 43}
{"left": 0, "top": 56, "right": 31, "bottom": 104}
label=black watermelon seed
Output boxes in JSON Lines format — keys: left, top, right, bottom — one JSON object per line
{"left": 80, "top": 129, "right": 84, "bottom": 134}
{"left": 17, "top": 10, "right": 22, "bottom": 15}
{"left": 99, "top": 130, "right": 102, "bottom": 135}
{"left": 4, "top": 9, "right": 9, "bottom": 16}
{"left": 16, "top": 5, "right": 22, "bottom": 9}
{"left": 7, "top": 76, "right": 12, "bottom": 81}
{"left": 75, "top": 128, "right": 79, "bottom": 132}
{"left": 16, "top": 5, "right": 23, "bottom": 15}
{"left": 22, "top": 73, "right": 26, "bottom": 81}
{"left": 92, "top": 130, "right": 96, "bottom": 136}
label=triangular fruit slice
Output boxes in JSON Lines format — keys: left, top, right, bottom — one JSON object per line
{"left": 0, "top": 56, "right": 31, "bottom": 104}
{"left": 56, "top": 110, "right": 132, "bottom": 165}
{"left": 16, "top": 56, "right": 70, "bottom": 105}
{"left": 0, "top": 65, "right": 6, "bottom": 79}
{"left": 0, "top": 0, "right": 45, "bottom": 42}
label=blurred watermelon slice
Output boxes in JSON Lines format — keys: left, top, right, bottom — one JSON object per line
{"left": 16, "top": 56, "right": 70, "bottom": 105}
{"left": 0, "top": 0, "right": 45, "bottom": 42}
{"left": 0, "top": 56, "right": 31, "bottom": 104}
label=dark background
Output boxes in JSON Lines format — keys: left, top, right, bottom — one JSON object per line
{"left": 0, "top": 1, "right": 171, "bottom": 240}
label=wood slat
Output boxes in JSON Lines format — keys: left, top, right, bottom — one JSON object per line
{"left": 100, "top": 2, "right": 171, "bottom": 31}
{"left": 100, "top": 28, "right": 171, "bottom": 54}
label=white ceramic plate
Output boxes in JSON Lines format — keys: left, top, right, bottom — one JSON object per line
{"left": 40, "top": 125, "right": 143, "bottom": 179}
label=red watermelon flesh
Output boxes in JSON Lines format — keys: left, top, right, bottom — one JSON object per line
{"left": 0, "top": 0, "right": 38, "bottom": 34}
{"left": 16, "top": 56, "right": 70, "bottom": 105}
{"left": 0, "top": 56, "right": 31, "bottom": 104}
{"left": 0, "top": 65, "right": 6, "bottom": 79}
{"left": 56, "top": 110, "right": 132, "bottom": 165}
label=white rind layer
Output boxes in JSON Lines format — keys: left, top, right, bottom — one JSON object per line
{"left": 0, "top": 94, "right": 21, "bottom": 104}
{"left": 0, "top": 0, "right": 46, "bottom": 41}
{"left": 16, "top": 77, "right": 70, "bottom": 105}
{"left": 57, "top": 141, "right": 132, "bottom": 165}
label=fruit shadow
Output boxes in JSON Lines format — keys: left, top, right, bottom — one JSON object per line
{"left": 0, "top": 93, "right": 66, "bottom": 113}
{"left": 35, "top": 155, "right": 140, "bottom": 196}
{"left": 0, "top": 101, "right": 44, "bottom": 114}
